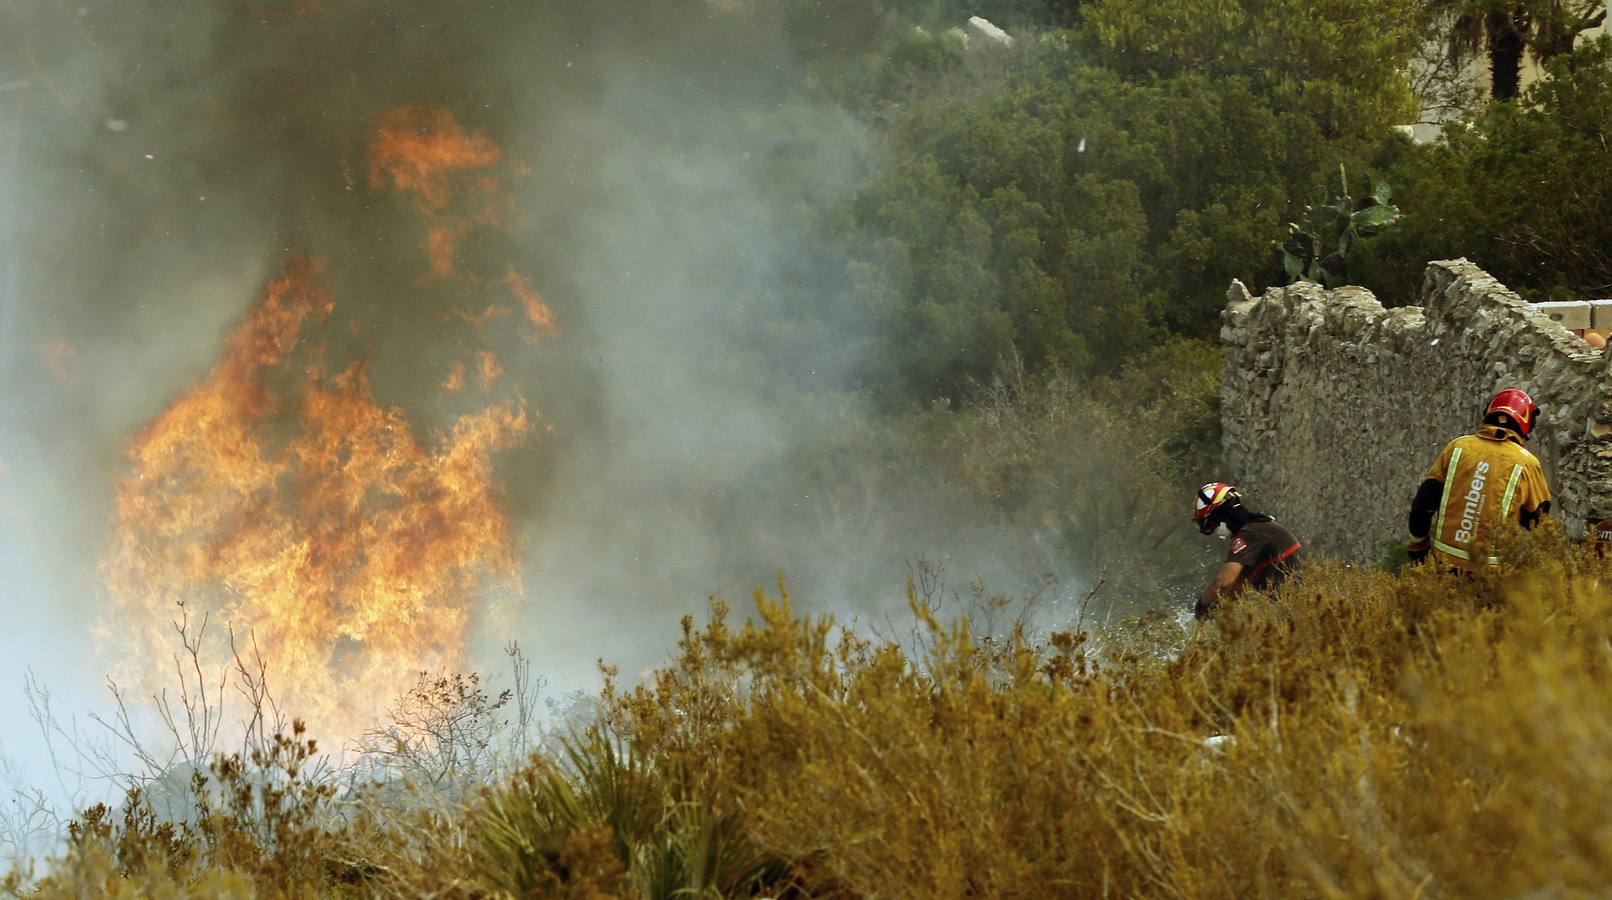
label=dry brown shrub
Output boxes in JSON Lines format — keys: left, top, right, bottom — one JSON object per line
{"left": 557, "top": 524, "right": 1612, "bottom": 897}
{"left": 23, "top": 522, "right": 1612, "bottom": 897}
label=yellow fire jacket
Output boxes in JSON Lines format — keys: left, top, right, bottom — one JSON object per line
{"left": 1409, "top": 425, "right": 1551, "bottom": 569}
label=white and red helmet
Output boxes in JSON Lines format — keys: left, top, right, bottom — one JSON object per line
{"left": 1194, "top": 482, "right": 1242, "bottom": 535}
{"left": 1486, "top": 388, "right": 1538, "bottom": 437}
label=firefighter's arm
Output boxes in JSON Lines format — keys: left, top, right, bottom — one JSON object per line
{"left": 1407, "top": 476, "right": 1443, "bottom": 563}
{"left": 1520, "top": 499, "right": 1551, "bottom": 530}
{"left": 1519, "top": 462, "right": 1552, "bottom": 529}
{"left": 1195, "top": 562, "right": 1246, "bottom": 619}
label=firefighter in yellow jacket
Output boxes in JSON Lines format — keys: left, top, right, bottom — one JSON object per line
{"left": 1407, "top": 388, "right": 1551, "bottom": 568}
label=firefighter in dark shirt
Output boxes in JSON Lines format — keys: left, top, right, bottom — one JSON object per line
{"left": 1192, "top": 482, "right": 1305, "bottom": 619}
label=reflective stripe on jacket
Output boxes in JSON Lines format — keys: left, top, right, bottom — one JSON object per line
{"left": 1425, "top": 426, "right": 1550, "bottom": 569}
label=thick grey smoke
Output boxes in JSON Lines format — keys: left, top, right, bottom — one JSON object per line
{"left": 0, "top": 0, "right": 1079, "bottom": 780}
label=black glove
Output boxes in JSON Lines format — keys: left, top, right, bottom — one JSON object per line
{"left": 1194, "top": 599, "right": 1215, "bottom": 620}
{"left": 1407, "top": 545, "right": 1429, "bottom": 565}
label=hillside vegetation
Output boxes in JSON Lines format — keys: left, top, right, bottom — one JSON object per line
{"left": 8, "top": 0, "right": 1612, "bottom": 895}
{"left": 755, "top": 2, "right": 1612, "bottom": 402}
{"left": 14, "top": 525, "right": 1612, "bottom": 897}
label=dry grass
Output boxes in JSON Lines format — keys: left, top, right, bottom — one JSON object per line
{"left": 944, "top": 339, "right": 1224, "bottom": 617}
{"left": 11, "top": 521, "right": 1612, "bottom": 897}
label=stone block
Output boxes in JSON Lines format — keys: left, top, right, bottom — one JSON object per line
{"left": 1590, "top": 300, "right": 1612, "bottom": 329}
{"left": 1534, "top": 301, "right": 1591, "bottom": 330}
{"left": 966, "top": 16, "right": 1014, "bottom": 47}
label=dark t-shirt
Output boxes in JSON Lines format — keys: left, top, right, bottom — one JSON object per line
{"left": 1227, "top": 517, "right": 1304, "bottom": 591}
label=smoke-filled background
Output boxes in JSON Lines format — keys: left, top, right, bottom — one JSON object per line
{"left": 0, "top": 0, "right": 1100, "bottom": 775}
{"left": 12, "top": 0, "right": 1612, "bottom": 891}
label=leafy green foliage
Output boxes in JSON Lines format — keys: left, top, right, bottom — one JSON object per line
{"left": 1359, "top": 37, "right": 1612, "bottom": 301}
{"left": 829, "top": 61, "right": 1387, "bottom": 400}
{"left": 1274, "top": 166, "right": 1402, "bottom": 287}
{"left": 1083, "top": 0, "right": 1423, "bottom": 137}
{"left": 803, "top": 6, "right": 1609, "bottom": 396}
{"left": 1419, "top": 0, "right": 1607, "bottom": 100}
{"left": 720, "top": 0, "right": 1611, "bottom": 405}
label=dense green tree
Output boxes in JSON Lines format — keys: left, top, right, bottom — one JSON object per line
{"left": 1080, "top": 0, "right": 1424, "bottom": 138}
{"left": 1358, "top": 37, "right": 1612, "bottom": 300}
{"left": 739, "top": 0, "right": 1610, "bottom": 403}
{"left": 823, "top": 42, "right": 1398, "bottom": 400}
{"left": 1426, "top": 0, "right": 1607, "bottom": 100}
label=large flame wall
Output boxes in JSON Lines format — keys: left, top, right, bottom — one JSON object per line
{"left": 0, "top": 0, "right": 1069, "bottom": 747}
{"left": 98, "top": 106, "right": 554, "bottom": 736}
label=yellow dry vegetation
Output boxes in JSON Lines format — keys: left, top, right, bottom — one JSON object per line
{"left": 17, "top": 521, "right": 1612, "bottom": 898}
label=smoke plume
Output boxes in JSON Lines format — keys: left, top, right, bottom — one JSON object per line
{"left": 0, "top": 0, "right": 1074, "bottom": 754}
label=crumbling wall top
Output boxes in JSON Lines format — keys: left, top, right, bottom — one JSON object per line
{"left": 1219, "top": 260, "right": 1612, "bottom": 562}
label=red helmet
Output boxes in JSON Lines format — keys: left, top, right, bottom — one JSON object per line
{"left": 1193, "top": 482, "right": 1242, "bottom": 534}
{"left": 1485, "top": 388, "right": 1538, "bottom": 437}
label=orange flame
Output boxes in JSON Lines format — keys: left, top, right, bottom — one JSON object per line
{"left": 449, "top": 304, "right": 513, "bottom": 327}
{"left": 442, "top": 359, "right": 466, "bottom": 393}
{"left": 368, "top": 107, "right": 510, "bottom": 278}
{"left": 506, "top": 267, "right": 559, "bottom": 343}
{"left": 100, "top": 257, "right": 532, "bottom": 737}
{"left": 476, "top": 350, "right": 503, "bottom": 389}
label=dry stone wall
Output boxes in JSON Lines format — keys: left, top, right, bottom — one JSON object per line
{"left": 1220, "top": 259, "right": 1612, "bottom": 563}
